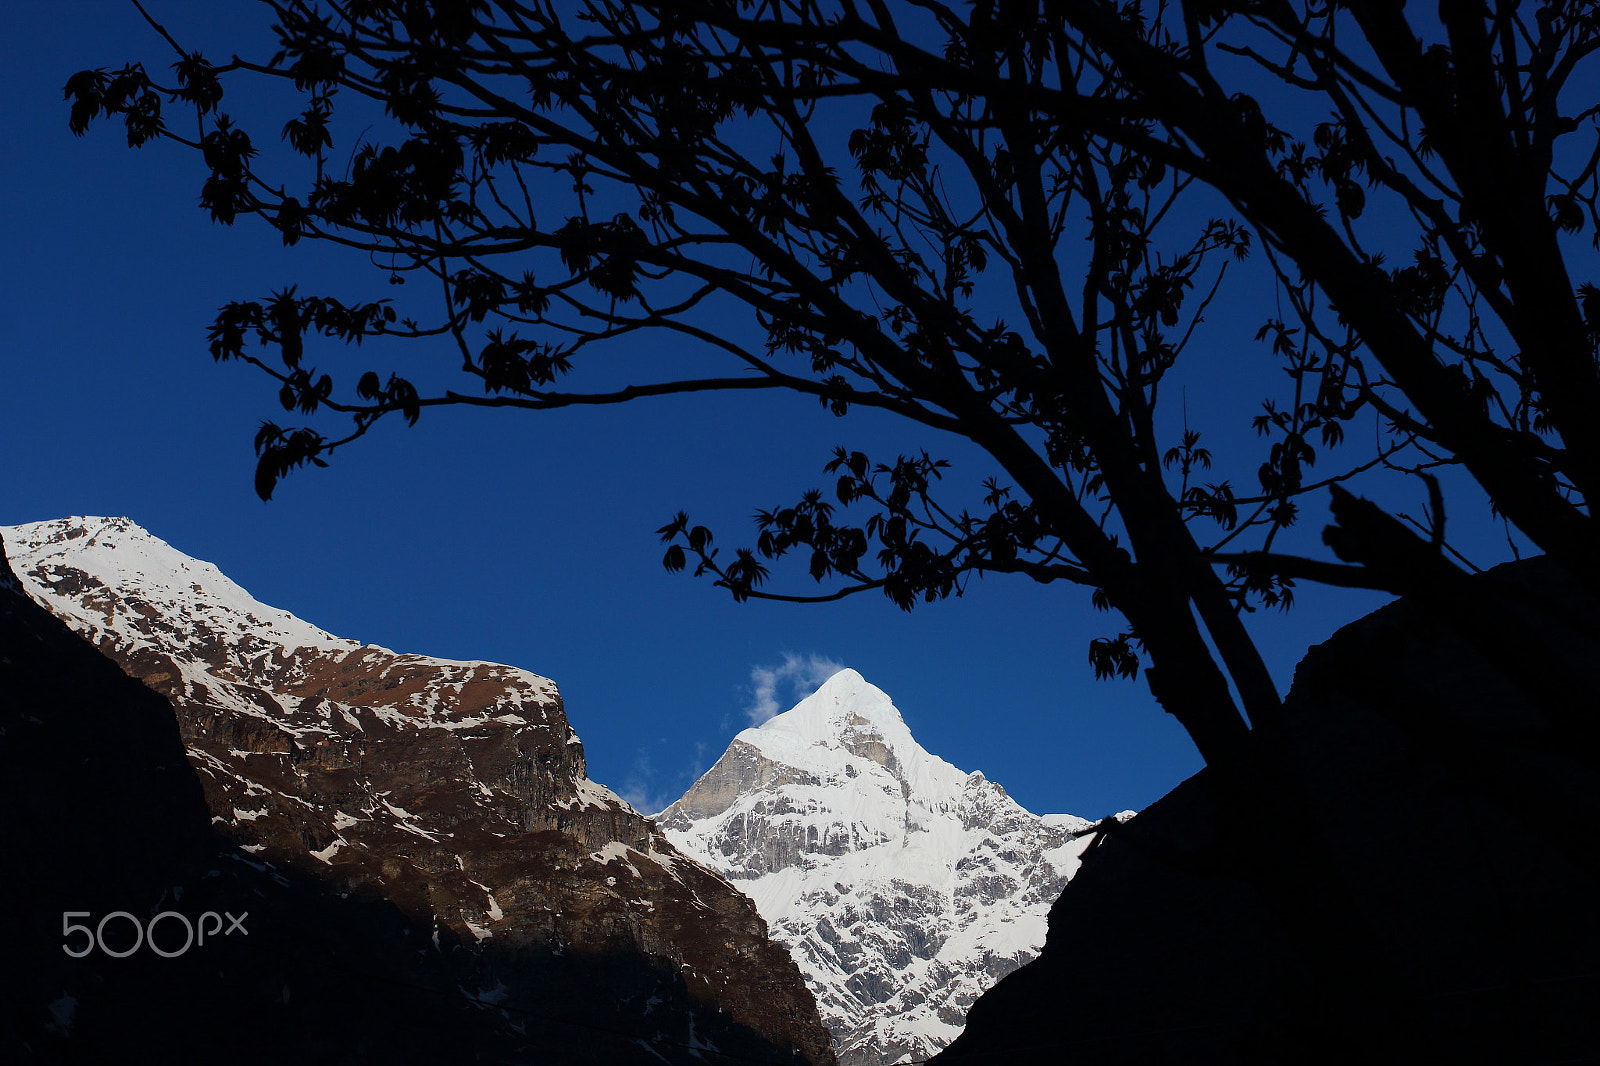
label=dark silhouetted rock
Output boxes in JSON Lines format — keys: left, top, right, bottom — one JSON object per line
{"left": 938, "top": 557, "right": 1600, "bottom": 1065}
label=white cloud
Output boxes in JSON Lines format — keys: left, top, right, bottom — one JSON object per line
{"left": 618, "top": 751, "right": 670, "bottom": 816}
{"left": 621, "top": 657, "right": 847, "bottom": 813}
{"left": 745, "top": 653, "right": 847, "bottom": 726}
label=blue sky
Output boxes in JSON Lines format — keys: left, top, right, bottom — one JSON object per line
{"left": 0, "top": 1, "right": 1481, "bottom": 820}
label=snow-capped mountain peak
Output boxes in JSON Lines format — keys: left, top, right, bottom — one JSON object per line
{"left": 8, "top": 516, "right": 355, "bottom": 656}
{"left": 748, "top": 667, "right": 900, "bottom": 742}
{"left": 659, "top": 670, "right": 1100, "bottom": 1066}
{"left": 737, "top": 668, "right": 970, "bottom": 815}
{"left": 4, "top": 516, "right": 565, "bottom": 738}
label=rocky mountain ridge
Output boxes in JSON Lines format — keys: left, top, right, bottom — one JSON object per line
{"left": 2, "top": 515, "right": 834, "bottom": 1065}
{"left": 659, "top": 668, "right": 1115, "bottom": 1065}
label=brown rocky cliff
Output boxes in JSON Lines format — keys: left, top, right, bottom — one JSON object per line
{"left": 4, "top": 516, "right": 834, "bottom": 1065}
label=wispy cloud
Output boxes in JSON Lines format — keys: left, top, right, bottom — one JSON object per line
{"left": 618, "top": 740, "right": 717, "bottom": 816}
{"left": 618, "top": 750, "right": 683, "bottom": 816}
{"left": 745, "top": 652, "right": 847, "bottom": 726}
{"left": 619, "top": 657, "right": 845, "bottom": 812}
{"left": 617, "top": 750, "right": 663, "bottom": 815}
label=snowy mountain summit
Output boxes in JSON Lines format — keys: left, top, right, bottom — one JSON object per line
{"left": 658, "top": 669, "right": 1105, "bottom": 1066}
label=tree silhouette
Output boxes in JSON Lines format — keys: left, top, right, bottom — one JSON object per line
{"left": 68, "top": 0, "right": 1600, "bottom": 769}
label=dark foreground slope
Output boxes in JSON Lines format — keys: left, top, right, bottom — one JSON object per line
{"left": 939, "top": 557, "right": 1600, "bottom": 1065}
{"left": 0, "top": 531, "right": 826, "bottom": 1065}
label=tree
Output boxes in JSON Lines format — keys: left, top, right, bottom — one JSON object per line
{"left": 67, "top": 0, "right": 1600, "bottom": 772}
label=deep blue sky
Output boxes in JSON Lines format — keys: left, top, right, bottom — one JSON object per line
{"left": 1, "top": 1, "right": 1469, "bottom": 820}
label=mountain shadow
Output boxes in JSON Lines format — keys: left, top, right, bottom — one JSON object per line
{"left": 938, "top": 556, "right": 1600, "bottom": 1065}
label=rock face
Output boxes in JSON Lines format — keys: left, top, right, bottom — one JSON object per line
{"left": 2, "top": 516, "right": 834, "bottom": 1065}
{"left": 937, "top": 557, "right": 1600, "bottom": 1065}
{"left": 658, "top": 669, "right": 1103, "bottom": 1065}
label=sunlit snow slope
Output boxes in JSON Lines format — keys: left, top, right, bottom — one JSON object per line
{"left": 658, "top": 669, "right": 1115, "bottom": 1066}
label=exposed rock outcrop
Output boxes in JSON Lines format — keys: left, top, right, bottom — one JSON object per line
{"left": 3, "top": 516, "right": 834, "bottom": 1065}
